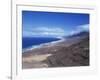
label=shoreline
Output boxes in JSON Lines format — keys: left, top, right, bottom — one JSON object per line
{"left": 22, "top": 36, "right": 89, "bottom": 69}
{"left": 22, "top": 38, "right": 65, "bottom": 53}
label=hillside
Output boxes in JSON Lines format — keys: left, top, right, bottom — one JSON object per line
{"left": 22, "top": 35, "right": 89, "bottom": 69}
{"left": 44, "top": 37, "right": 89, "bottom": 67}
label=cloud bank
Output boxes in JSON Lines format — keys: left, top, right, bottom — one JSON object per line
{"left": 23, "top": 24, "right": 89, "bottom": 37}
{"left": 23, "top": 27, "right": 66, "bottom": 37}
{"left": 69, "top": 24, "right": 89, "bottom": 35}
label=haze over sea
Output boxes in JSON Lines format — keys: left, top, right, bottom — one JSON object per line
{"left": 22, "top": 37, "right": 61, "bottom": 52}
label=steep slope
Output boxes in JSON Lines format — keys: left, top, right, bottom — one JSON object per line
{"left": 44, "top": 37, "right": 89, "bottom": 67}
{"left": 65, "top": 31, "right": 89, "bottom": 38}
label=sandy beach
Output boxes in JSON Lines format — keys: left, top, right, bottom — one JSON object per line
{"left": 22, "top": 36, "right": 89, "bottom": 69}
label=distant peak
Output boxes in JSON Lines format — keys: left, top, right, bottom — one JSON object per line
{"left": 64, "top": 31, "right": 89, "bottom": 38}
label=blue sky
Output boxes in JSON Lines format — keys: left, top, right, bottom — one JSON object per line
{"left": 22, "top": 11, "right": 89, "bottom": 37}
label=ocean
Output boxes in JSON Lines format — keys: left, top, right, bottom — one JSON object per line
{"left": 22, "top": 37, "right": 60, "bottom": 52}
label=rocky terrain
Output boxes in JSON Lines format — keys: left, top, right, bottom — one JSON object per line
{"left": 22, "top": 32, "right": 89, "bottom": 69}
{"left": 44, "top": 37, "right": 89, "bottom": 67}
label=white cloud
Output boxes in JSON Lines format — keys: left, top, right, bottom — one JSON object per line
{"left": 69, "top": 24, "right": 89, "bottom": 35}
{"left": 78, "top": 24, "right": 89, "bottom": 32}
{"left": 23, "top": 27, "right": 66, "bottom": 37}
{"left": 32, "top": 27, "right": 65, "bottom": 33}
{"left": 23, "top": 24, "right": 89, "bottom": 37}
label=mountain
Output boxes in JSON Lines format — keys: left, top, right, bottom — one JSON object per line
{"left": 43, "top": 31, "right": 89, "bottom": 67}
{"left": 64, "top": 31, "right": 89, "bottom": 38}
{"left": 44, "top": 37, "right": 89, "bottom": 67}
{"left": 22, "top": 31, "right": 89, "bottom": 68}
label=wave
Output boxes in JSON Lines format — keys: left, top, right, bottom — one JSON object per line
{"left": 22, "top": 38, "right": 65, "bottom": 53}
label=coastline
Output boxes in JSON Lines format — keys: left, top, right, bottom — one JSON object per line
{"left": 22, "top": 38, "right": 65, "bottom": 53}
{"left": 22, "top": 36, "right": 89, "bottom": 69}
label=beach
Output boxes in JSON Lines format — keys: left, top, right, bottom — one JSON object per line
{"left": 22, "top": 35, "right": 89, "bottom": 69}
{"left": 22, "top": 10, "right": 89, "bottom": 69}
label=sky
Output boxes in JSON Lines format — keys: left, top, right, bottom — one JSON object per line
{"left": 22, "top": 11, "right": 89, "bottom": 37}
